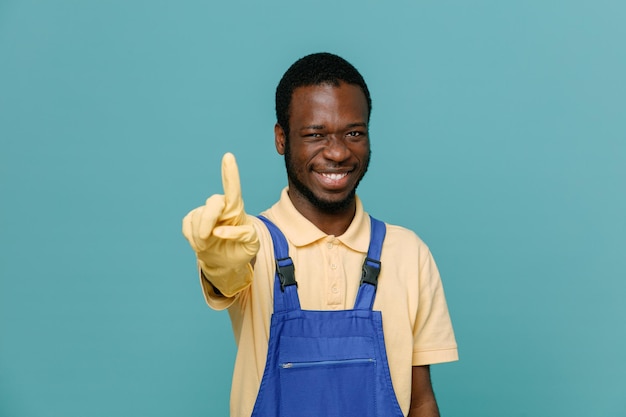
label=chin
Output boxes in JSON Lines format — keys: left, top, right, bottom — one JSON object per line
{"left": 307, "top": 189, "right": 357, "bottom": 213}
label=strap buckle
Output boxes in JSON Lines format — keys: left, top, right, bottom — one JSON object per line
{"left": 276, "top": 257, "right": 297, "bottom": 292}
{"left": 360, "top": 257, "right": 381, "bottom": 287}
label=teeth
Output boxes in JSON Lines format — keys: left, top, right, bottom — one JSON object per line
{"left": 322, "top": 173, "right": 347, "bottom": 180}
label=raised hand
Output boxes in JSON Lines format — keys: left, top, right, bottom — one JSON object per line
{"left": 182, "top": 153, "right": 259, "bottom": 296}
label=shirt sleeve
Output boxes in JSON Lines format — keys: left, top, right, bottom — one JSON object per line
{"left": 412, "top": 249, "right": 459, "bottom": 365}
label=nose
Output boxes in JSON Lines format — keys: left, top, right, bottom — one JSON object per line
{"left": 322, "top": 135, "right": 351, "bottom": 162}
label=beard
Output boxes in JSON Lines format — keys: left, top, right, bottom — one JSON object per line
{"left": 284, "top": 139, "right": 370, "bottom": 214}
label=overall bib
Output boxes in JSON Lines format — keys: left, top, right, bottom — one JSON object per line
{"left": 251, "top": 215, "right": 404, "bottom": 417}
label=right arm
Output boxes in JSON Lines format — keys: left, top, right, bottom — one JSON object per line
{"left": 181, "top": 153, "right": 259, "bottom": 297}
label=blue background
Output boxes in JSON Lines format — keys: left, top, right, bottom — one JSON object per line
{"left": 1, "top": 1, "right": 625, "bottom": 416}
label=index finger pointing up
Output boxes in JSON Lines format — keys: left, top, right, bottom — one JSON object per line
{"left": 221, "top": 152, "right": 245, "bottom": 224}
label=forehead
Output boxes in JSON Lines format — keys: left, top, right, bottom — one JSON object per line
{"left": 289, "top": 82, "right": 369, "bottom": 123}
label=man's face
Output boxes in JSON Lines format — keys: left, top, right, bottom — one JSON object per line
{"left": 275, "top": 82, "right": 371, "bottom": 214}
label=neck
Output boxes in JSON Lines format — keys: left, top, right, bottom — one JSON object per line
{"left": 287, "top": 190, "right": 356, "bottom": 236}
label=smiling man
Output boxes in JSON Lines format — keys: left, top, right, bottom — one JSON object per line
{"left": 182, "top": 53, "right": 458, "bottom": 417}
{"left": 277, "top": 81, "right": 371, "bottom": 235}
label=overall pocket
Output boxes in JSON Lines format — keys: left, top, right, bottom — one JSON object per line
{"left": 278, "top": 336, "right": 377, "bottom": 417}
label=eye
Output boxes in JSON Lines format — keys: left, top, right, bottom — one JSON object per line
{"left": 304, "top": 132, "right": 324, "bottom": 139}
{"left": 346, "top": 131, "right": 366, "bottom": 139}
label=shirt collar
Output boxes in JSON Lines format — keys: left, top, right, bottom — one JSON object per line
{"left": 266, "top": 187, "right": 370, "bottom": 253}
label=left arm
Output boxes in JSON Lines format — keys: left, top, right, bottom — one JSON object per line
{"left": 407, "top": 365, "right": 440, "bottom": 417}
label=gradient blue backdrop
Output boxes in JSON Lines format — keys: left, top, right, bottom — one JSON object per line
{"left": 1, "top": 1, "right": 625, "bottom": 416}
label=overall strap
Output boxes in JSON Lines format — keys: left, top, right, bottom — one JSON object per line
{"left": 257, "top": 216, "right": 301, "bottom": 313}
{"left": 354, "top": 216, "right": 387, "bottom": 311}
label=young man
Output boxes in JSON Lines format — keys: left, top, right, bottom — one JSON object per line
{"left": 182, "top": 53, "right": 458, "bottom": 417}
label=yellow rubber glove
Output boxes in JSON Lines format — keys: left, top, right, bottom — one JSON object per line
{"left": 182, "top": 153, "right": 260, "bottom": 297}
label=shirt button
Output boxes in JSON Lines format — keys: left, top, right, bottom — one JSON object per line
{"left": 330, "top": 264, "right": 337, "bottom": 269}
{"left": 331, "top": 286, "right": 339, "bottom": 294}
{"left": 326, "top": 242, "right": 333, "bottom": 249}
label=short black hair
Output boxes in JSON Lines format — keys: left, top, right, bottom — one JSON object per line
{"left": 275, "top": 52, "right": 372, "bottom": 138}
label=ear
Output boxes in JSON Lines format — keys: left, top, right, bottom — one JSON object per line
{"left": 274, "top": 123, "right": 286, "bottom": 155}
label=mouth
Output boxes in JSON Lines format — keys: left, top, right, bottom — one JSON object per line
{"left": 321, "top": 172, "right": 348, "bottom": 181}
{"left": 314, "top": 170, "right": 353, "bottom": 189}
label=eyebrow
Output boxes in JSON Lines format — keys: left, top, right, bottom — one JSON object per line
{"left": 300, "top": 122, "right": 368, "bottom": 131}
{"left": 301, "top": 124, "right": 325, "bottom": 130}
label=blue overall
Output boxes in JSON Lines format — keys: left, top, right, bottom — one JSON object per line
{"left": 251, "top": 215, "right": 404, "bottom": 417}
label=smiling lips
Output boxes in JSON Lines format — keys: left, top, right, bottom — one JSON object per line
{"left": 321, "top": 172, "right": 348, "bottom": 181}
{"left": 316, "top": 171, "right": 351, "bottom": 188}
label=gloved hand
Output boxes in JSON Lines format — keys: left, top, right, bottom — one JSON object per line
{"left": 182, "top": 153, "right": 260, "bottom": 297}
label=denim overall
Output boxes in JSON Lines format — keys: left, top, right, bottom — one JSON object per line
{"left": 251, "top": 215, "right": 404, "bottom": 417}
